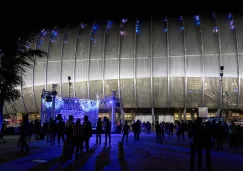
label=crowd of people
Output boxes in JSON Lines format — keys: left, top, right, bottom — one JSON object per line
{"left": 1, "top": 114, "right": 243, "bottom": 170}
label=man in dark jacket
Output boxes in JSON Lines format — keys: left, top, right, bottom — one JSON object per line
{"left": 72, "top": 119, "right": 83, "bottom": 159}
{"left": 190, "top": 117, "right": 204, "bottom": 171}
{"left": 204, "top": 121, "right": 213, "bottom": 171}
{"left": 155, "top": 121, "right": 161, "bottom": 143}
{"left": 83, "top": 115, "right": 92, "bottom": 153}
{"left": 122, "top": 121, "right": 130, "bottom": 143}
{"left": 104, "top": 119, "right": 111, "bottom": 145}
{"left": 96, "top": 118, "right": 102, "bottom": 145}
{"left": 20, "top": 115, "right": 30, "bottom": 152}
{"left": 57, "top": 118, "right": 65, "bottom": 147}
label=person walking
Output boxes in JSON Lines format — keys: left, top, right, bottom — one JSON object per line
{"left": 122, "top": 121, "right": 130, "bottom": 143}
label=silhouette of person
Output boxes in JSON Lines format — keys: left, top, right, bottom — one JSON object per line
{"left": 122, "top": 121, "right": 130, "bottom": 142}
{"left": 83, "top": 115, "right": 92, "bottom": 153}
{"left": 104, "top": 119, "right": 111, "bottom": 145}
{"left": 190, "top": 117, "right": 204, "bottom": 171}
{"left": 96, "top": 118, "right": 102, "bottom": 144}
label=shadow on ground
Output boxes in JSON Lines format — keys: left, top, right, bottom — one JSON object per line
{"left": 95, "top": 146, "right": 111, "bottom": 170}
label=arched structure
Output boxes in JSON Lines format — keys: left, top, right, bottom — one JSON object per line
{"left": 3, "top": 14, "right": 243, "bottom": 118}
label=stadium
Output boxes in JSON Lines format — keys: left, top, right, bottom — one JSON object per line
{"left": 3, "top": 14, "right": 243, "bottom": 123}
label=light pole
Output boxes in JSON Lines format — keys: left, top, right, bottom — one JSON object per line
{"left": 68, "top": 76, "right": 71, "bottom": 110}
{"left": 220, "top": 66, "right": 224, "bottom": 117}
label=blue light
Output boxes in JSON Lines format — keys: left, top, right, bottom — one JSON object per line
{"left": 180, "top": 26, "right": 184, "bottom": 31}
{"left": 52, "top": 30, "right": 58, "bottom": 37}
{"left": 41, "top": 30, "right": 47, "bottom": 36}
{"left": 90, "top": 37, "right": 96, "bottom": 43}
{"left": 164, "top": 17, "right": 168, "bottom": 32}
{"left": 194, "top": 15, "right": 200, "bottom": 26}
{"left": 106, "top": 20, "right": 112, "bottom": 32}
{"left": 92, "top": 24, "right": 98, "bottom": 33}
{"left": 179, "top": 16, "right": 183, "bottom": 21}
{"left": 37, "top": 38, "right": 44, "bottom": 47}
{"left": 213, "top": 26, "right": 218, "bottom": 32}
{"left": 79, "top": 99, "right": 99, "bottom": 112}
{"left": 109, "top": 101, "right": 112, "bottom": 104}
{"left": 40, "top": 29, "right": 46, "bottom": 35}
{"left": 227, "top": 13, "right": 232, "bottom": 20}
{"left": 45, "top": 96, "right": 64, "bottom": 109}
{"left": 227, "top": 13, "right": 235, "bottom": 30}
{"left": 136, "top": 20, "right": 140, "bottom": 34}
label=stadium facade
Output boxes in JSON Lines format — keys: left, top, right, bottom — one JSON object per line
{"left": 3, "top": 14, "right": 243, "bottom": 122}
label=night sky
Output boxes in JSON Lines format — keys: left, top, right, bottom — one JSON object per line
{"left": 0, "top": 2, "right": 242, "bottom": 41}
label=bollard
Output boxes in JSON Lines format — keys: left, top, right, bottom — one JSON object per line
{"left": 118, "top": 141, "right": 124, "bottom": 160}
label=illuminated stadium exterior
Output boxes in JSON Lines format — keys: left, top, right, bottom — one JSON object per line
{"left": 3, "top": 13, "right": 243, "bottom": 122}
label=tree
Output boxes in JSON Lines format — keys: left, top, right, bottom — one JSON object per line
{"left": 0, "top": 32, "right": 48, "bottom": 130}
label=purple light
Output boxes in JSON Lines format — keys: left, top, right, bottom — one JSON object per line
{"left": 228, "top": 13, "right": 235, "bottom": 30}
{"left": 179, "top": 16, "right": 183, "bottom": 21}
{"left": 213, "top": 26, "right": 218, "bottom": 33}
{"left": 194, "top": 15, "right": 200, "bottom": 26}
{"left": 120, "top": 31, "right": 126, "bottom": 35}
{"left": 41, "top": 30, "right": 47, "bottom": 36}
{"left": 164, "top": 17, "right": 167, "bottom": 22}
{"left": 122, "top": 18, "right": 128, "bottom": 23}
{"left": 80, "top": 23, "right": 86, "bottom": 29}
{"left": 109, "top": 101, "right": 112, "bottom": 104}
{"left": 75, "top": 100, "right": 77, "bottom": 103}
{"left": 227, "top": 13, "right": 232, "bottom": 19}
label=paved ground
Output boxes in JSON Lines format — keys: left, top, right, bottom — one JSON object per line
{"left": 0, "top": 134, "right": 243, "bottom": 171}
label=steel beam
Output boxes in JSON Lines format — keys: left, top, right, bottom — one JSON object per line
{"left": 33, "top": 35, "right": 42, "bottom": 113}
{"left": 232, "top": 15, "right": 240, "bottom": 109}
{"left": 150, "top": 17, "right": 154, "bottom": 120}
{"left": 181, "top": 17, "right": 187, "bottom": 109}
{"left": 133, "top": 20, "right": 138, "bottom": 108}
{"left": 117, "top": 21, "right": 122, "bottom": 114}
{"left": 87, "top": 24, "right": 93, "bottom": 99}
{"left": 73, "top": 26, "right": 81, "bottom": 98}
{"left": 198, "top": 16, "right": 205, "bottom": 106}
{"left": 102, "top": 22, "right": 107, "bottom": 101}
{"left": 60, "top": 25, "right": 70, "bottom": 97}
{"left": 45, "top": 29, "right": 53, "bottom": 91}
{"left": 214, "top": 13, "right": 223, "bottom": 110}
{"left": 165, "top": 18, "right": 171, "bottom": 108}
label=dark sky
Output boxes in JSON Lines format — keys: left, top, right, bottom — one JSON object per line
{"left": 0, "top": 1, "right": 242, "bottom": 39}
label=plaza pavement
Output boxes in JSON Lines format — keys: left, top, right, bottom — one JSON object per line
{"left": 0, "top": 134, "right": 243, "bottom": 171}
